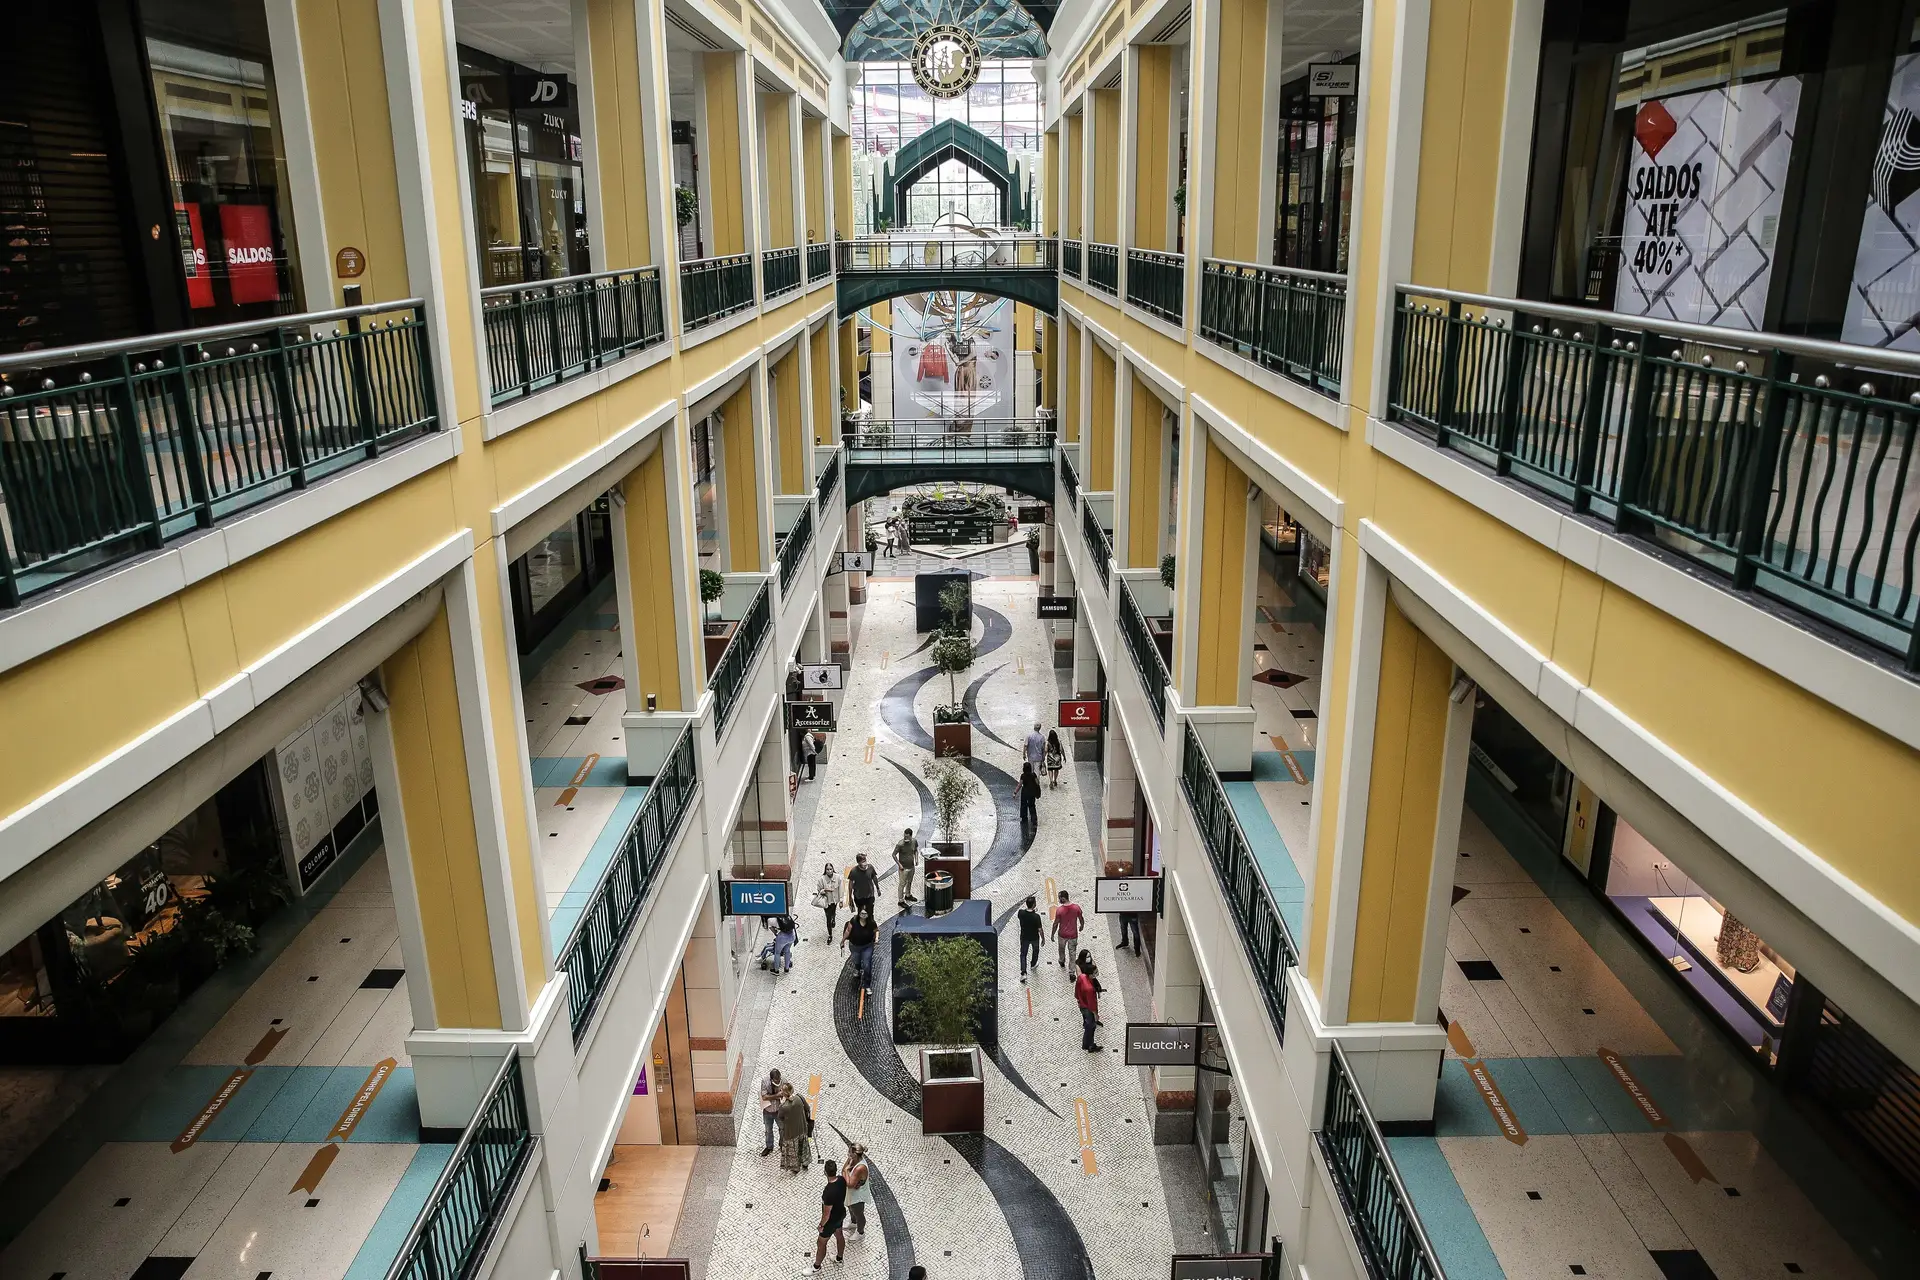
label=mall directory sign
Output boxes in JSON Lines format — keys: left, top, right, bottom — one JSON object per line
{"left": 1169, "top": 1254, "right": 1272, "bottom": 1280}
{"left": 1125, "top": 1023, "right": 1200, "bottom": 1067}
{"left": 720, "top": 877, "right": 790, "bottom": 917}
{"left": 1059, "top": 698, "right": 1102, "bottom": 728}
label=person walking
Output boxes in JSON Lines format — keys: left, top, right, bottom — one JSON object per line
{"left": 771, "top": 913, "right": 797, "bottom": 973}
{"left": 842, "top": 1142, "right": 873, "bottom": 1238}
{"left": 812, "top": 861, "right": 840, "bottom": 941}
{"left": 893, "top": 828, "right": 919, "bottom": 906}
{"left": 1024, "top": 722, "right": 1046, "bottom": 775}
{"left": 1016, "top": 895, "right": 1044, "bottom": 981}
{"left": 759, "top": 1068, "right": 784, "bottom": 1156}
{"left": 813, "top": 1159, "right": 848, "bottom": 1270}
{"left": 777, "top": 1083, "right": 809, "bottom": 1171}
{"left": 1075, "top": 960, "right": 1102, "bottom": 1051}
{"left": 1018, "top": 762, "right": 1041, "bottom": 834}
{"left": 801, "top": 729, "right": 819, "bottom": 781}
{"left": 1119, "top": 908, "right": 1144, "bottom": 956}
{"left": 842, "top": 905, "right": 877, "bottom": 992}
{"left": 1050, "top": 889, "right": 1084, "bottom": 971}
{"left": 1044, "top": 729, "right": 1065, "bottom": 789}
{"left": 847, "top": 852, "right": 879, "bottom": 918}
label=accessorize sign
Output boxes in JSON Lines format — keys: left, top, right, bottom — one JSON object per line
{"left": 1612, "top": 79, "right": 1801, "bottom": 331}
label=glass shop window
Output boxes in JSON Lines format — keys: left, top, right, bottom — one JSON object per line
{"left": 458, "top": 48, "right": 590, "bottom": 286}
{"left": 1470, "top": 695, "right": 1573, "bottom": 845}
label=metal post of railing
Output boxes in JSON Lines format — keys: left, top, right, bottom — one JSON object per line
{"left": 1615, "top": 340, "right": 1658, "bottom": 538}
{"left": 346, "top": 312, "right": 380, "bottom": 451}
{"left": 267, "top": 326, "right": 309, "bottom": 481}
{"left": 544, "top": 282, "right": 565, "bottom": 386}
{"left": 1571, "top": 324, "right": 1612, "bottom": 513}
{"left": 109, "top": 352, "right": 165, "bottom": 551}
{"left": 512, "top": 294, "right": 534, "bottom": 398}
{"left": 1493, "top": 311, "right": 1529, "bottom": 475}
{"left": 169, "top": 342, "right": 214, "bottom": 528}
{"left": 1434, "top": 300, "right": 1464, "bottom": 451}
{"left": 1732, "top": 351, "right": 1794, "bottom": 591}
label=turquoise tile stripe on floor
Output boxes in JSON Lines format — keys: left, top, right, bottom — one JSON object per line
{"left": 343, "top": 1143, "right": 458, "bottom": 1280}
{"left": 1250, "top": 749, "right": 1315, "bottom": 782}
{"left": 118, "top": 1064, "right": 422, "bottom": 1143}
{"left": 550, "top": 785, "right": 649, "bottom": 958}
{"left": 531, "top": 755, "right": 633, "bottom": 787}
{"left": 1386, "top": 1137, "right": 1505, "bottom": 1280}
{"left": 1224, "top": 781, "right": 1306, "bottom": 940}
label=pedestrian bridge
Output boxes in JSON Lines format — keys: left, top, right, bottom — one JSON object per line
{"left": 835, "top": 236, "right": 1060, "bottom": 317}
{"left": 842, "top": 420, "right": 1057, "bottom": 505}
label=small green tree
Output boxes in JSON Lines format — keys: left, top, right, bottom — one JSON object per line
{"left": 922, "top": 756, "right": 979, "bottom": 839}
{"left": 896, "top": 936, "right": 993, "bottom": 1045}
{"left": 1160, "top": 553, "right": 1176, "bottom": 591}
{"left": 675, "top": 184, "right": 699, "bottom": 227}
{"left": 699, "top": 569, "right": 726, "bottom": 619}
{"left": 939, "top": 580, "right": 971, "bottom": 634}
{"left": 931, "top": 632, "right": 974, "bottom": 723}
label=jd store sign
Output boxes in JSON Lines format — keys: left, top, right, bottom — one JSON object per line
{"left": 511, "top": 75, "right": 571, "bottom": 110}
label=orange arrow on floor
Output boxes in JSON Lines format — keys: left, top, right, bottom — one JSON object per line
{"left": 558, "top": 753, "right": 600, "bottom": 805}
{"left": 290, "top": 1057, "right": 399, "bottom": 1195}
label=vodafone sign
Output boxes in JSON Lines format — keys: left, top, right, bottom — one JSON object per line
{"left": 1058, "top": 699, "right": 1102, "bottom": 728}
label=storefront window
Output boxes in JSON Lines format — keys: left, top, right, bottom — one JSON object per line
{"left": 1471, "top": 695, "right": 1574, "bottom": 845}
{"left": 1296, "top": 528, "right": 1331, "bottom": 603}
{"left": 458, "top": 48, "right": 589, "bottom": 286}
{"left": 1274, "top": 64, "right": 1358, "bottom": 272}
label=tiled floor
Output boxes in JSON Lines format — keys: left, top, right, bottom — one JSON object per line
{"left": 1396, "top": 796, "right": 1909, "bottom": 1280}
{"left": 676, "top": 570, "right": 1180, "bottom": 1277}
{"left": 0, "top": 849, "right": 449, "bottom": 1280}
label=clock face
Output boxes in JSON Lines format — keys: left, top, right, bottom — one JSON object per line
{"left": 912, "top": 24, "right": 981, "bottom": 99}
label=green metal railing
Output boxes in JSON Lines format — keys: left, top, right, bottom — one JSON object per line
{"left": 1199, "top": 259, "right": 1346, "bottom": 394}
{"left": 0, "top": 299, "right": 436, "bottom": 608}
{"left": 1118, "top": 579, "right": 1168, "bottom": 728}
{"left": 778, "top": 502, "right": 815, "bottom": 595}
{"left": 845, "top": 419, "right": 1055, "bottom": 463}
{"left": 1081, "top": 497, "right": 1111, "bottom": 590}
{"left": 712, "top": 578, "right": 773, "bottom": 734}
{"left": 1320, "top": 1042, "right": 1446, "bottom": 1280}
{"left": 1063, "top": 239, "right": 1083, "bottom": 280}
{"left": 762, "top": 246, "right": 802, "bottom": 301}
{"left": 556, "top": 724, "right": 699, "bottom": 1042}
{"left": 384, "top": 1049, "right": 535, "bottom": 1280}
{"left": 1086, "top": 242, "right": 1120, "bottom": 296}
{"left": 816, "top": 447, "right": 841, "bottom": 508}
{"left": 1389, "top": 284, "right": 1920, "bottom": 670}
{"left": 1179, "top": 721, "right": 1297, "bottom": 1043}
{"left": 1059, "top": 447, "right": 1080, "bottom": 508}
{"left": 1126, "top": 249, "right": 1185, "bottom": 325}
{"left": 837, "top": 235, "right": 1057, "bottom": 272}
{"left": 680, "top": 254, "right": 755, "bottom": 331}
{"left": 481, "top": 268, "right": 665, "bottom": 407}
{"left": 806, "top": 241, "right": 833, "bottom": 282}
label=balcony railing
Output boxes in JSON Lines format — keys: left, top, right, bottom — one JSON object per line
{"left": 0, "top": 300, "right": 436, "bottom": 608}
{"left": 480, "top": 268, "right": 665, "bottom": 407}
{"left": 680, "top": 253, "right": 755, "bottom": 331}
{"left": 1086, "top": 242, "right": 1120, "bottom": 296}
{"left": 712, "top": 578, "right": 773, "bottom": 734}
{"left": 837, "top": 235, "right": 1058, "bottom": 272}
{"left": 1180, "top": 720, "right": 1297, "bottom": 1042}
{"left": 384, "top": 1048, "right": 535, "bottom": 1280}
{"left": 1063, "top": 239, "right": 1083, "bottom": 280}
{"left": 778, "top": 502, "right": 815, "bottom": 595}
{"left": 1390, "top": 285, "right": 1920, "bottom": 671}
{"left": 762, "top": 246, "right": 802, "bottom": 301}
{"left": 806, "top": 241, "right": 833, "bottom": 283}
{"left": 1118, "top": 579, "right": 1168, "bottom": 728}
{"left": 1059, "top": 447, "right": 1080, "bottom": 507}
{"left": 556, "top": 723, "right": 698, "bottom": 1042}
{"left": 1081, "top": 498, "right": 1111, "bottom": 590}
{"left": 816, "top": 447, "right": 841, "bottom": 508}
{"left": 1320, "top": 1042, "right": 1446, "bottom": 1280}
{"left": 845, "top": 419, "right": 1055, "bottom": 463}
{"left": 1126, "top": 248, "right": 1185, "bottom": 325}
{"left": 1199, "top": 259, "right": 1346, "bottom": 394}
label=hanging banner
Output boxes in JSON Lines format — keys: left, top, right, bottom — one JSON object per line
{"left": 1846, "top": 53, "right": 1920, "bottom": 348}
{"left": 219, "top": 204, "right": 282, "bottom": 305}
{"left": 1611, "top": 78, "right": 1801, "bottom": 331}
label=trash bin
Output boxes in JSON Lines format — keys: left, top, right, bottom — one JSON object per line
{"left": 923, "top": 870, "right": 955, "bottom": 917}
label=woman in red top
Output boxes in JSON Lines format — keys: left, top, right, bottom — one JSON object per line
{"left": 1075, "top": 961, "right": 1101, "bottom": 1052}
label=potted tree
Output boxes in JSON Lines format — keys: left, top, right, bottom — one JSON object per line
{"left": 930, "top": 581, "right": 974, "bottom": 757}
{"left": 700, "top": 569, "right": 734, "bottom": 674}
{"left": 1152, "top": 554, "right": 1177, "bottom": 663}
{"left": 895, "top": 936, "right": 992, "bottom": 1134}
{"left": 922, "top": 757, "right": 979, "bottom": 899}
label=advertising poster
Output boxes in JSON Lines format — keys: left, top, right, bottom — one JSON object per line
{"left": 890, "top": 289, "right": 1014, "bottom": 420}
{"left": 218, "top": 204, "right": 281, "bottom": 304}
{"left": 1845, "top": 53, "right": 1920, "bottom": 349}
{"left": 1612, "top": 78, "right": 1801, "bottom": 330}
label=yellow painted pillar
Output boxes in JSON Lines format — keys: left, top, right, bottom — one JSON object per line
{"left": 1037, "top": 318, "right": 1054, "bottom": 412}
{"left": 1091, "top": 89, "right": 1121, "bottom": 244}
{"left": 1042, "top": 129, "right": 1060, "bottom": 235}
{"left": 584, "top": 0, "right": 655, "bottom": 268}
{"left": 810, "top": 323, "right": 836, "bottom": 442}
{"left": 1088, "top": 343, "right": 1117, "bottom": 489}
{"left": 772, "top": 347, "right": 806, "bottom": 493}
{"left": 1125, "top": 375, "right": 1166, "bottom": 567}
{"left": 1180, "top": 436, "right": 1254, "bottom": 706}
{"left": 1133, "top": 46, "right": 1174, "bottom": 252}
{"left": 1209, "top": 0, "right": 1270, "bottom": 262}
{"left": 802, "top": 116, "right": 827, "bottom": 244}
{"left": 838, "top": 319, "right": 858, "bottom": 412}
{"left": 833, "top": 132, "right": 853, "bottom": 238}
{"left": 703, "top": 54, "right": 746, "bottom": 255}
{"left": 719, "top": 384, "right": 762, "bottom": 570}
{"left": 1065, "top": 114, "right": 1084, "bottom": 238}
{"left": 760, "top": 93, "right": 796, "bottom": 249}
{"left": 618, "top": 445, "right": 698, "bottom": 709}
{"left": 1062, "top": 320, "right": 1081, "bottom": 442}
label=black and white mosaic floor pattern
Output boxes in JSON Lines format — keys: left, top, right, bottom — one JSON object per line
{"left": 697, "top": 575, "right": 1175, "bottom": 1278}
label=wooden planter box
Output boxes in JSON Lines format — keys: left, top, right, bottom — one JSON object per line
{"left": 702, "top": 620, "right": 737, "bottom": 675}
{"left": 932, "top": 720, "right": 971, "bottom": 758}
{"left": 926, "top": 839, "right": 971, "bottom": 900}
{"left": 920, "top": 1046, "right": 984, "bottom": 1134}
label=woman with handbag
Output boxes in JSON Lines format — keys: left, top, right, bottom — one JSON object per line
{"left": 812, "top": 859, "right": 840, "bottom": 940}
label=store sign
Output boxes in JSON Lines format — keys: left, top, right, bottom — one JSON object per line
{"left": 1169, "top": 1255, "right": 1271, "bottom": 1280}
{"left": 1037, "top": 595, "right": 1075, "bottom": 619}
{"left": 335, "top": 246, "right": 367, "bottom": 279}
{"left": 800, "top": 662, "right": 843, "bottom": 690}
{"left": 511, "top": 74, "right": 570, "bottom": 109}
{"left": 722, "top": 878, "right": 790, "bottom": 916}
{"left": 1059, "top": 698, "right": 1103, "bottom": 728}
{"left": 1017, "top": 504, "right": 1050, "bottom": 525}
{"left": 1612, "top": 79, "right": 1801, "bottom": 330}
{"left": 1125, "top": 1023, "right": 1199, "bottom": 1067}
{"left": 220, "top": 204, "right": 281, "bottom": 304}
{"left": 1306, "top": 62, "right": 1357, "bottom": 96}
{"left": 786, "top": 699, "right": 836, "bottom": 731}
{"left": 1095, "top": 875, "right": 1159, "bottom": 915}
{"left": 838, "top": 550, "right": 872, "bottom": 572}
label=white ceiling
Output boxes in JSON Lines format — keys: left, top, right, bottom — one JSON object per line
{"left": 453, "top": 0, "right": 576, "bottom": 72}
{"left": 1277, "top": 4, "right": 1363, "bottom": 83}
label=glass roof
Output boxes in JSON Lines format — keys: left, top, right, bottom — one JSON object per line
{"left": 820, "top": 0, "right": 1057, "bottom": 61}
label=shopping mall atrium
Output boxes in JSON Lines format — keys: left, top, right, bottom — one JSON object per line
{"left": 0, "top": 0, "right": 1916, "bottom": 1277}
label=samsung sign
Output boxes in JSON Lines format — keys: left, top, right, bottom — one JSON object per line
{"left": 722, "top": 878, "right": 790, "bottom": 917}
